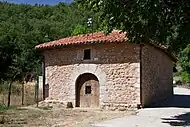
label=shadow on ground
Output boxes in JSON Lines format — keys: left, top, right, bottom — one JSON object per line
{"left": 151, "top": 94, "right": 190, "bottom": 108}
{"left": 156, "top": 93, "right": 190, "bottom": 126}
{"left": 162, "top": 112, "right": 190, "bottom": 126}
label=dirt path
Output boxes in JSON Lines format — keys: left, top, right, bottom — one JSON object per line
{"left": 93, "top": 87, "right": 190, "bottom": 127}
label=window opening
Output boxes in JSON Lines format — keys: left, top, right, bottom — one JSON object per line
{"left": 83, "top": 49, "right": 91, "bottom": 60}
{"left": 85, "top": 86, "right": 91, "bottom": 94}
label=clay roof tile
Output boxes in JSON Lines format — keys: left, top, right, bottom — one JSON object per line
{"left": 35, "top": 30, "right": 126, "bottom": 49}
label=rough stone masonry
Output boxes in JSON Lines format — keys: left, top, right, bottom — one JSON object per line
{"left": 42, "top": 43, "right": 173, "bottom": 110}
{"left": 36, "top": 31, "right": 175, "bottom": 110}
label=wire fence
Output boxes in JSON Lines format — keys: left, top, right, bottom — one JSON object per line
{"left": 0, "top": 81, "right": 43, "bottom": 106}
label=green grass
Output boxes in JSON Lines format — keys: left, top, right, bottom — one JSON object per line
{"left": 38, "top": 106, "right": 53, "bottom": 110}
{"left": 0, "top": 105, "right": 17, "bottom": 111}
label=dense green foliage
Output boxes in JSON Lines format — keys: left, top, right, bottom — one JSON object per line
{"left": 0, "top": 1, "right": 190, "bottom": 83}
{"left": 179, "top": 44, "right": 190, "bottom": 82}
{"left": 77, "top": 0, "right": 190, "bottom": 52}
{"left": 0, "top": 2, "right": 99, "bottom": 81}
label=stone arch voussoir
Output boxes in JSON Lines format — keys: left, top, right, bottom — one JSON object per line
{"left": 70, "top": 64, "right": 106, "bottom": 104}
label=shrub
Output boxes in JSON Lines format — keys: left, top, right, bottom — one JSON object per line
{"left": 181, "top": 72, "right": 190, "bottom": 83}
{"left": 179, "top": 44, "right": 190, "bottom": 83}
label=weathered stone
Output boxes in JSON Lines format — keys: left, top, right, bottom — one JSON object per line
{"left": 42, "top": 42, "right": 174, "bottom": 110}
{"left": 66, "top": 102, "right": 73, "bottom": 108}
{"left": 141, "top": 45, "right": 173, "bottom": 107}
{"left": 118, "top": 107, "right": 126, "bottom": 111}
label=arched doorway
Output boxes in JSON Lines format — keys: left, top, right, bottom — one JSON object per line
{"left": 75, "top": 73, "right": 100, "bottom": 108}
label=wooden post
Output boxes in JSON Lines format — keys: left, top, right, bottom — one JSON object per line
{"left": 36, "top": 76, "right": 39, "bottom": 107}
{"left": 42, "top": 56, "right": 45, "bottom": 100}
{"left": 22, "top": 83, "right": 24, "bottom": 105}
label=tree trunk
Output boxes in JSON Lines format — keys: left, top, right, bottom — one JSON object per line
{"left": 7, "top": 75, "right": 17, "bottom": 107}
{"left": 7, "top": 81, "right": 13, "bottom": 107}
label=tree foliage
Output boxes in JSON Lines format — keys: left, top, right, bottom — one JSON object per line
{"left": 179, "top": 44, "right": 190, "bottom": 82}
{"left": 0, "top": 2, "right": 99, "bottom": 81}
{"left": 1, "top": 1, "right": 190, "bottom": 83}
{"left": 77, "top": 0, "right": 190, "bottom": 52}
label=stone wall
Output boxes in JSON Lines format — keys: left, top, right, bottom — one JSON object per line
{"left": 43, "top": 43, "right": 141, "bottom": 110}
{"left": 141, "top": 44, "right": 174, "bottom": 107}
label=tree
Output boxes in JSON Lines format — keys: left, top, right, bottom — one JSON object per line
{"left": 0, "top": 2, "right": 100, "bottom": 82}
{"left": 76, "top": 0, "right": 190, "bottom": 52}
{"left": 0, "top": 1, "right": 101, "bottom": 105}
{"left": 179, "top": 44, "right": 190, "bottom": 83}
{"left": 72, "top": 24, "right": 87, "bottom": 35}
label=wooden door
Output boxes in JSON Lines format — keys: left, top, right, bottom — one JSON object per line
{"left": 76, "top": 73, "right": 99, "bottom": 108}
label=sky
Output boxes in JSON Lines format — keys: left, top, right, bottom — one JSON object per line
{"left": 0, "top": 0, "right": 73, "bottom": 5}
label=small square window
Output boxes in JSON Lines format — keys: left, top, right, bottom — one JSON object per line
{"left": 85, "top": 86, "right": 91, "bottom": 94}
{"left": 83, "top": 49, "right": 91, "bottom": 60}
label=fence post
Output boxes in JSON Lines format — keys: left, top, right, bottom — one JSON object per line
{"left": 42, "top": 56, "right": 45, "bottom": 100}
{"left": 22, "top": 83, "right": 24, "bottom": 105}
{"left": 36, "top": 76, "right": 39, "bottom": 107}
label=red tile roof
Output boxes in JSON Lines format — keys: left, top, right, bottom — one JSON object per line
{"left": 35, "top": 30, "right": 126, "bottom": 49}
{"left": 35, "top": 30, "right": 177, "bottom": 62}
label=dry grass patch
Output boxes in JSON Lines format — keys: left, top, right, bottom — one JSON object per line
{"left": 0, "top": 81, "right": 43, "bottom": 106}
{"left": 0, "top": 106, "right": 136, "bottom": 127}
